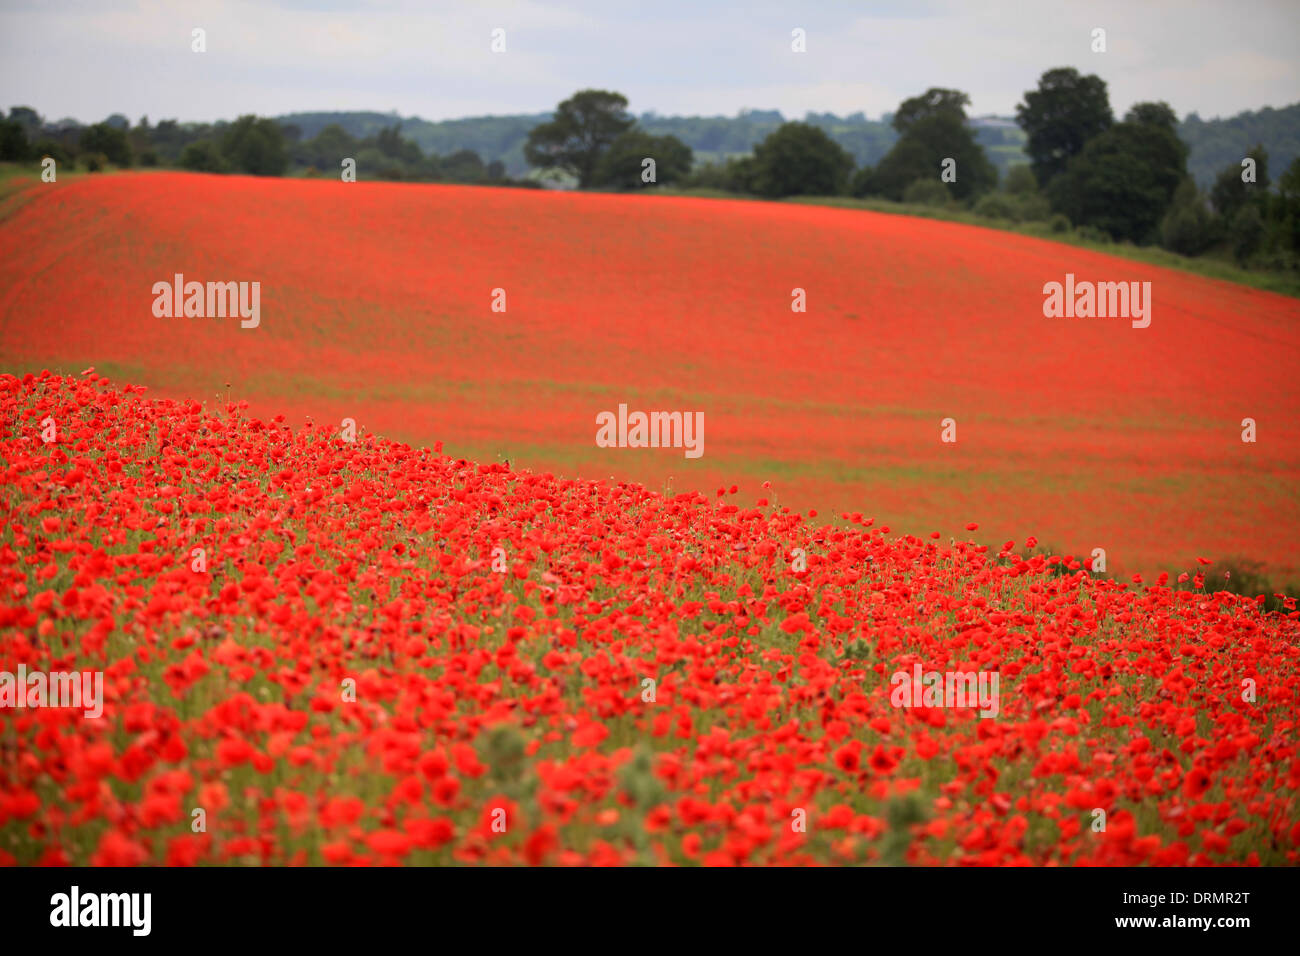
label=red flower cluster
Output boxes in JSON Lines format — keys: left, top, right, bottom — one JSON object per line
{"left": 2, "top": 371, "right": 1297, "bottom": 865}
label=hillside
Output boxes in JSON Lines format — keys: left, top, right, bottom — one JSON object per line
{"left": 1, "top": 172, "right": 1298, "bottom": 581}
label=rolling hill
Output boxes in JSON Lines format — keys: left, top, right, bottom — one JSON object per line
{"left": 2, "top": 170, "right": 1298, "bottom": 580}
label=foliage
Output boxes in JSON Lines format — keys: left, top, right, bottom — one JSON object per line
{"left": 179, "top": 139, "right": 230, "bottom": 174}
{"left": 1160, "top": 177, "right": 1218, "bottom": 256}
{"left": 79, "top": 123, "right": 133, "bottom": 167}
{"left": 1047, "top": 107, "right": 1188, "bottom": 243}
{"left": 748, "top": 122, "right": 854, "bottom": 198}
{"left": 592, "top": 130, "right": 693, "bottom": 189}
{"left": 903, "top": 178, "right": 951, "bottom": 206}
{"left": 220, "top": 115, "right": 289, "bottom": 176}
{"left": 1015, "top": 67, "right": 1114, "bottom": 187}
{"left": 524, "top": 90, "right": 636, "bottom": 188}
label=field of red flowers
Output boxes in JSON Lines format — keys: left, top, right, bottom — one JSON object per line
{"left": 2, "top": 370, "right": 1297, "bottom": 865}
{"left": 1, "top": 172, "right": 1298, "bottom": 582}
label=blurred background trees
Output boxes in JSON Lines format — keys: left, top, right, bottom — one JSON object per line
{"left": 3, "top": 74, "right": 1298, "bottom": 274}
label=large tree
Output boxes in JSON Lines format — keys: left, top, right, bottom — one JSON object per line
{"left": 524, "top": 90, "right": 635, "bottom": 187}
{"left": 748, "top": 122, "right": 854, "bottom": 198}
{"left": 1015, "top": 67, "right": 1113, "bottom": 187}
{"left": 1048, "top": 103, "right": 1189, "bottom": 243}
{"left": 1210, "top": 143, "right": 1269, "bottom": 219}
{"left": 873, "top": 115, "right": 995, "bottom": 201}
{"left": 892, "top": 88, "right": 971, "bottom": 133}
{"left": 79, "top": 122, "right": 133, "bottom": 167}
{"left": 220, "top": 115, "right": 288, "bottom": 176}
{"left": 860, "top": 88, "right": 995, "bottom": 201}
{"left": 592, "top": 130, "right": 693, "bottom": 189}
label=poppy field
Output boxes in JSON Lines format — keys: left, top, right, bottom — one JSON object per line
{"left": 1, "top": 172, "right": 1298, "bottom": 582}
{"left": 1, "top": 370, "right": 1298, "bottom": 866}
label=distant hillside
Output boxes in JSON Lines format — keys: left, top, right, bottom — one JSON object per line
{"left": 1180, "top": 103, "right": 1300, "bottom": 189}
{"left": 278, "top": 103, "right": 1299, "bottom": 187}
{"left": 275, "top": 108, "right": 1027, "bottom": 178}
{"left": 277, "top": 110, "right": 549, "bottom": 177}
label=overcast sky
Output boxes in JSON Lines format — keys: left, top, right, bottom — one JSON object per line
{"left": 2, "top": 0, "right": 1296, "bottom": 125}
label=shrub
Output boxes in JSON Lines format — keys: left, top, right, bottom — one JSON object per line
{"left": 1074, "top": 224, "right": 1111, "bottom": 244}
{"left": 1003, "top": 164, "right": 1038, "bottom": 197}
{"left": 1017, "top": 193, "right": 1052, "bottom": 221}
{"left": 179, "top": 139, "right": 230, "bottom": 174}
{"left": 902, "top": 178, "right": 951, "bottom": 207}
{"left": 973, "top": 192, "right": 1018, "bottom": 220}
{"left": 1048, "top": 213, "right": 1071, "bottom": 233}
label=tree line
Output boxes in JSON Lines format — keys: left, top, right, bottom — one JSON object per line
{"left": 523, "top": 75, "right": 1300, "bottom": 272}
{"left": 0, "top": 108, "right": 532, "bottom": 187}
{"left": 4, "top": 69, "right": 1297, "bottom": 272}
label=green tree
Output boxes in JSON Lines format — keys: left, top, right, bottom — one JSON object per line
{"left": 1210, "top": 144, "right": 1269, "bottom": 220}
{"left": 1126, "top": 101, "right": 1179, "bottom": 131}
{"left": 524, "top": 90, "right": 635, "bottom": 188}
{"left": 1016, "top": 67, "right": 1113, "bottom": 187}
{"left": 592, "top": 130, "right": 692, "bottom": 188}
{"left": 6, "top": 107, "right": 42, "bottom": 139}
{"left": 1273, "top": 156, "right": 1300, "bottom": 254}
{"left": 79, "top": 123, "right": 133, "bottom": 167}
{"left": 867, "top": 115, "right": 995, "bottom": 201}
{"left": 1160, "top": 177, "right": 1217, "bottom": 255}
{"left": 748, "top": 122, "right": 854, "bottom": 198}
{"left": 220, "top": 115, "right": 288, "bottom": 176}
{"left": 373, "top": 124, "right": 424, "bottom": 166}
{"left": 439, "top": 149, "right": 488, "bottom": 183}
{"left": 1048, "top": 107, "right": 1189, "bottom": 243}
{"left": 683, "top": 155, "right": 757, "bottom": 193}
{"left": 297, "top": 123, "right": 358, "bottom": 170}
{"left": 0, "top": 119, "right": 30, "bottom": 160}
{"left": 848, "top": 163, "right": 876, "bottom": 198}
{"left": 179, "top": 139, "right": 230, "bottom": 173}
{"left": 856, "top": 136, "right": 926, "bottom": 198}
{"left": 1228, "top": 204, "right": 1265, "bottom": 263}
{"left": 893, "top": 88, "right": 971, "bottom": 133}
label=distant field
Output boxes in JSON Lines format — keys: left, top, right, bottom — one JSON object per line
{"left": 2, "top": 170, "right": 1298, "bottom": 580}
